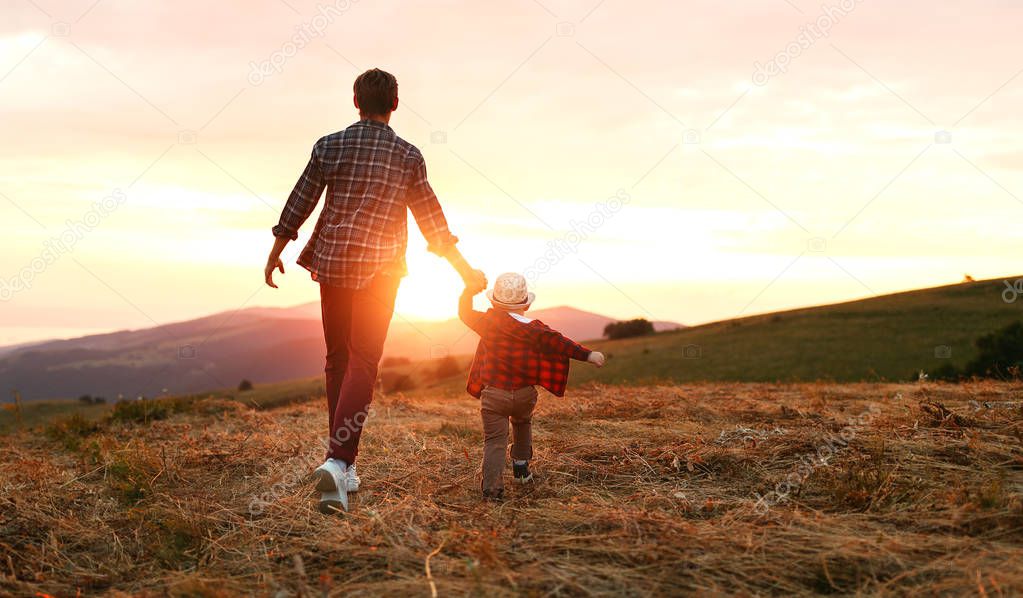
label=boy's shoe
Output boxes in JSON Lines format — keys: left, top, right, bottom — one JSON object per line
{"left": 312, "top": 459, "right": 349, "bottom": 512}
{"left": 513, "top": 461, "right": 534, "bottom": 484}
{"left": 482, "top": 488, "right": 504, "bottom": 501}
{"left": 347, "top": 464, "right": 360, "bottom": 493}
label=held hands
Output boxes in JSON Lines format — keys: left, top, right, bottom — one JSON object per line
{"left": 587, "top": 351, "right": 606, "bottom": 368}
{"left": 462, "top": 268, "right": 488, "bottom": 295}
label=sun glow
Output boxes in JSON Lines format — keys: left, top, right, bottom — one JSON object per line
{"left": 393, "top": 256, "right": 466, "bottom": 322}
{"left": 392, "top": 229, "right": 557, "bottom": 322}
{"left": 2, "top": 0, "right": 1022, "bottom": 344}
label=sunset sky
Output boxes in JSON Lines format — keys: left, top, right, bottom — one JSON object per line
{"left": 1, "top": 0, "right": 1021, "bottom": 346}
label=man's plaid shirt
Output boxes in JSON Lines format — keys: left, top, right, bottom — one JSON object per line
{"left": 272, "top": 119, "right": 458, "bottom": 289}
{"left": 459, "top": 302, "right": 593, "bottom": 398}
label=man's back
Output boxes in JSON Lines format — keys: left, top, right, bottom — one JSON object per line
{"left": 272, "top": 119, "right": 457, "bottom": 289}
{"left": 263, "top": 68, "right": 488, "bottom": 513}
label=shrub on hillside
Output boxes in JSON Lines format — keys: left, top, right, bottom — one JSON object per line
{"left": 928, "top": 363, "right": 961, "bottom": 382}
{"left": 111, "top": 399, "right": 170, "bottom": 423}
{"left": 432, "top": 356, "right": 463, "bottom": 379}
{"left": 238, "top": 379, "right": 254, "bottom": 392}
{"left": 110, "top": 396, "right": 196, "bottom": 424}
{"left": 47, "top": 413, "right": 102, "bottom": 450}
{"left": 382, "top": 356, "right": 411, "bottom": 367}
{"left": 604, "top": 318, "right": 654, "bottom": 340}
{"left": 926, "top": 321, "right": 1023, "bottom": 381}
{"left": 385, "top": 374, "right": 416, "bottom": 393}
{"left": 963, "top": 321, "right": 1023, "bottom": 379}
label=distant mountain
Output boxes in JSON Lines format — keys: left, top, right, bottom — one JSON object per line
{"left": 0, "top": 340, "right": 46, "bottom": 359}
{"left": 0, "top": 303, "right": 682, "bottom": 401}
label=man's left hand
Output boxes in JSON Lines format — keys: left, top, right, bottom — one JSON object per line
{"left": 463, "top": 268, "right": 487, "bottom": 292}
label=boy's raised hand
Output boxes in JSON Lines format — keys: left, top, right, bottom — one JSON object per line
{"left": 587, "top": 351, "right": 606, "bottom": 367}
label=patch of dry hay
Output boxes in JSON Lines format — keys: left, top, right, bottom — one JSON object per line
{"left": 1, "top": 381, "right": 1021, "bottom": 596}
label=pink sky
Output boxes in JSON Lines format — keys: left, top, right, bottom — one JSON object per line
{"left": 1, "top": 0, "right": 1021, "bottom": 345}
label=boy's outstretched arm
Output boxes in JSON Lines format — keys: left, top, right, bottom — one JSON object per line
{"left": 458, "top": 284, "right": 487, "bottom": 335}
{"left": 532, "top": 327, "right": 605, "bottom": 366}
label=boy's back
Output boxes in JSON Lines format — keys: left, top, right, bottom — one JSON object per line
{"left": 458, "top": 273, "right": 605, "bottom": 500}
{"left": 459, "top": 307, "right": 592, "bottom": 398}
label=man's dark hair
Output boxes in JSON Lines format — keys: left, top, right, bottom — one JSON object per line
{"left": 353, "top": 68, "right": 398, "bottom": 116}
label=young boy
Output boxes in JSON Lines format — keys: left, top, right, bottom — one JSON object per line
{"left": 459, "top": 272, "right": 606, "bottom": 499}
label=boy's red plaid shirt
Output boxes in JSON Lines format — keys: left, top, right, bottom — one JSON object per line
{"left": 461, "top": 309, "right": 592, "bottom": 398}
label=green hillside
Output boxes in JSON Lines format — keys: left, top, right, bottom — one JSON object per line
{"left": 568, "top": 275, "right": 1023, "bottom": 385}
{"left": 4, "top": 276, "right": 1021, "bottom": 434}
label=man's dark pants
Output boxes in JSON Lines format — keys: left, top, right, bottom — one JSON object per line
{"left": 319, "top": 274, "right": 399, "bottom": 464}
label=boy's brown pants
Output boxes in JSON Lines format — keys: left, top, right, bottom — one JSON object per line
{"left": 480, "top": 385, "right": 538, "bottom": 492}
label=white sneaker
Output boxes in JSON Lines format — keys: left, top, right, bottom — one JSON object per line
{"left": 319, "top": 490, "right": 346, "bottom": 514}
{"left": 347, "top": 464, "right": 360, "bottom": 493}
{"left": 312, "top": 459, "right": 348, "bottom": 512}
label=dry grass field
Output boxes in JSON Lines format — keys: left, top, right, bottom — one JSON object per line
{"left": 2, "top": 380, "right": 1022, "bottom": 596}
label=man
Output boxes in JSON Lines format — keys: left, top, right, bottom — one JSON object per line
{"left": 264, "top": 68, "right": 486, "bottom": 514}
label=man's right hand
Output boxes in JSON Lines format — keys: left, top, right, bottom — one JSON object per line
{"left": 587, "top": 351, "right": 607, "bottom": 367}
{"left": 264, "top": 236, "right": 290, "bottom": 289}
